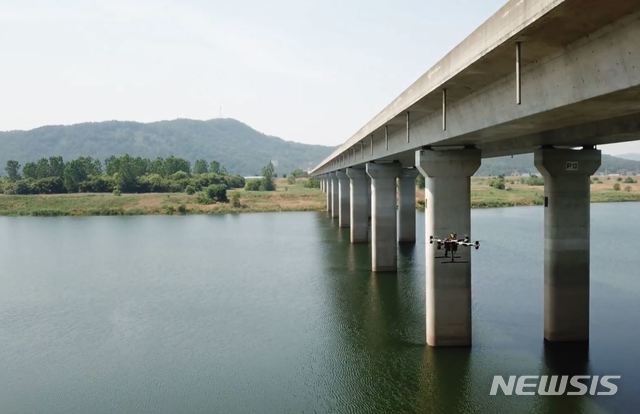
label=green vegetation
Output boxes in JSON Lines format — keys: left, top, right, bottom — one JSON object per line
{"left": 196, "top": 184, "right": 228, "bottom": 204}
{"left": 245, "top": 162, "right": 277, "bottom": 192}
{"left": 303, "top": 177, "right": 320, "bottom": 189}
{"left": 0, "top": 178, "right": 324, "bottom": 216}
{"left": 488, "top": 176, "right": 506, "bottom": 190}
{"left": 1, "top": 155, "right": 244, "bottom": 197}
{"left": 1, "top": 174, "right": 639, "bottom": 216}
{"left": 520, "top": 175, "right": 545, "bottom": 186}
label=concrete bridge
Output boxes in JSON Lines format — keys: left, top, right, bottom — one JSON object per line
{"left": 311, "top": 0, "right": 640, "bottom": 347}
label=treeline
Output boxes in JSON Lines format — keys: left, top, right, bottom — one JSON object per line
{"left": 1, "top": 155, "right": 245, "bottom": 195}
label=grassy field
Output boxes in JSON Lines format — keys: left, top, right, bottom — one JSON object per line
{"left": 0, "top": 176, "right": 639, "bottom": 216}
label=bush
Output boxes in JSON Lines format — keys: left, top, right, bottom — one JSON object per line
{"left": 223, "top": 175, "right": 245, "bottom": 189}
{"left": 624, "top": 185, "right": 632, "bottom": 192}
{"left": 524, "top": 175, "right": 544, "bottom": 186}
{"left": 303, "top": 177, "right": 320, "bottom": 188}
{"left": 170, "top": 171, "right": 190, "bottom": 181}
{"left": 185, "top": 185, "right": 196, "bottom": 195}
{"left": 78, "top": 175, "right": 115, "bottom": 192}
{"left": 624, "top": 177, "right": 637, "bottom": 184}
{"left": 11, "top": 179, "right": 36, "bottom": 195}
{"left": 245, "top": 179, "right": 262, "bottom": 191}
{"left": 259, "top": 177, "right": 275, "bottom": 191}
{"left": 32, "top": 177, "right": 65, "bottom": 194}
{"left": 287, "top": 175, "right": 296, "bottom": 185}
{"left": 489, "top": 176, "right": 506, "bottom": 190}
{"left": 177, "top": 204, "right": 188, "bottom": 214}
{"left": 197, "top": 184, "right": 228, "bottom": 204}
{"left": 230, "top": 192, "right": 241, "bottom": 207}
{"left": 613, "top": 183, "right": 621, "bottom": 191}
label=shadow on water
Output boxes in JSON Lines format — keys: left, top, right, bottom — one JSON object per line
{"left": 535, "top": 341, "right": 591, "bottom": 414}
{"left": 542, "top": 341, "right": 590, "bottom": 375}
{"left": 415, "top": 347, "right": 473, "bottom": 414}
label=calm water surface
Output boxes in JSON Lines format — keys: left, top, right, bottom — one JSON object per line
{"left": 0, "top": 203, "right": 639, "bottom": 413}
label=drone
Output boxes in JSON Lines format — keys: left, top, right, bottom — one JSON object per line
{"left": 429, "top": 233, "right": 480, "bottom": 263}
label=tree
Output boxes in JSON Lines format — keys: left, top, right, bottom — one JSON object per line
{"left": 23, "top": 162, "right": 38, "bottom": 179}
{"left": 63, "top": 157, "right": 102, "bottom": 192}
{"left": 193, "top": 159, "right": 209, "bottom": 174}
{"left": 5, "top": 160, "right": 21, "bottom": 180}
{"left": 196, "top": 184, "right": 228, "bottom": 204}
{"left": 35, "top": 158, "right": 51, "bottom": 178}
{"left": 49, "top": 156, "right": 65, "bottom": 178}
{"left": 260, "top": 162, "right": 276, "bottom": 191}
{"left": 163, "top": 156, "right": 190, "bottom": 176}
{"left": 209, "top": 160, "right": 222, "bottom": 174}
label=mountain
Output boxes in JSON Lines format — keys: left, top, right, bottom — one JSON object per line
{"left": 477, "top": 153, "right": 640, "bottom": 176}
{"left": 1, "top": 118, "right": 638, "bottom": 177}
{"left": 616, "top": 153, "right": 640, "bottom": 162}
{"left": 0, "top": 118, "right": 334, "bottom": 176}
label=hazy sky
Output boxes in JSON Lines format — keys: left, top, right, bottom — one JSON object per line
{"left": 0, "top": 0, "right": 637, "bottom": 154}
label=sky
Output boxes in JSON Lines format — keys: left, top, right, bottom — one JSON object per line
{"left": 0, "top": 0, "right": 637, "bottom": 155}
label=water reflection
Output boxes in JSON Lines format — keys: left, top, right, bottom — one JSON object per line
{"left": 0, "top": 205, "right": 638, "bottom": 413}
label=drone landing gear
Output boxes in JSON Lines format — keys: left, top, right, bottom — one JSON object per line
{"left": 430, "top": 234, "right": 480, "bottom": 264}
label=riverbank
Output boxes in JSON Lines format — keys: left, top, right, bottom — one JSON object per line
{"left": 0, "top": 176, "right": 639, "bottom": 216}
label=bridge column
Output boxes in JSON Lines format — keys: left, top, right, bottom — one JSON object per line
{"left": 321, "top": 176, "right": 325, "bottom": 192}
{"left": 398, "top": 168, "right": 419, "bottom": 243}
{"left": 325, "top": 176, "right": 331, "bottom": 212}
{"left": 329, "top": 172, "right": 339, "bottom": 218}
{"left": 347, "top": 167, "right": 368, "bottom": 243}
{"left": 336, "top": 171, "right": 350, "bottom": 228}
{"left": 367, "top": 175, "right": 372, "bottom": 220}
{"left": 534, "top": 147, "right": 601, "bottom": 342}
{"left": 417, "top": 148, "right": 480, "bottom": 346}
{"left": 366, "top": 162, "right": 401, "bottom": 272}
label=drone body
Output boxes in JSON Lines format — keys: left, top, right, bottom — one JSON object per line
{"left": 430, "top": 233, "right": 480, "bottom": 263}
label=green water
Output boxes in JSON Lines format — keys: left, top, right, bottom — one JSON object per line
{"left": 0, "top": 204, "right": 638, "bottom": 413}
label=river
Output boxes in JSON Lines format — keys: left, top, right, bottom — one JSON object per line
{"left": 0, "top": 203, "right": 638, "bottom": 413}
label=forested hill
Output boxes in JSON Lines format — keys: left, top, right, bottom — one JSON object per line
{"left": 1, "top": 118, "right": 638, "bottom": 176}
{"left": 0, "top": 118, "right": 334, "bottom": 176}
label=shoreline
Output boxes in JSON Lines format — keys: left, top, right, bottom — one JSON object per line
{"left": 1, "top": 177, "right": 639, "bottom": 217}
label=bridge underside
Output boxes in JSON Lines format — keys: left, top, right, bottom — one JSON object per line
{"left": 313, "top": 0, "right": 640, "bottom": 348}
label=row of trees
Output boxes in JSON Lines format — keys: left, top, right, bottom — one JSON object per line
{"left": 2, "top": 156, "right": 244, "bottom": 195}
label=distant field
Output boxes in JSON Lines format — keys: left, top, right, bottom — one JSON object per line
{"left": 0, "top": 179, "right": 324, "bottom": 216}
{"left": 1, "top": 176, "right": 639, "bottom": 216}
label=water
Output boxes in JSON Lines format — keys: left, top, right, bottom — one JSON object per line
{"left": 0, "top": 203, "right": 638, "bottom": 413}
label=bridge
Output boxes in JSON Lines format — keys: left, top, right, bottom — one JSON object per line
{"left": 310, "top": 0, "right": 640, "bottom": 347}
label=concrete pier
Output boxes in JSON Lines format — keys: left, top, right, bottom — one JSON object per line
{"left": 366, "top": 175, "right": 372, "bottom": 220}
{"left": 397, "top": 168, "right": 419, "bottom": 243}
{"left": 329, "top": 173, "right": 339, "bottom": 219}
{"left": 336, "top": 171, "right": 350, "bottom": 228}
{"left": 346, "top": 167, "right": 368, "bottom": 243}
{"left": 535, "top": 147, "right": 601, "bottom": 342}
{"left": 417, "top": 148, "right": 481, "bottom": 347}
{"left": 366, "top": 162, "right": 401, "bottom": 272}
{"left": 324, "top": 177, "right": 330, "bottom": 212}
